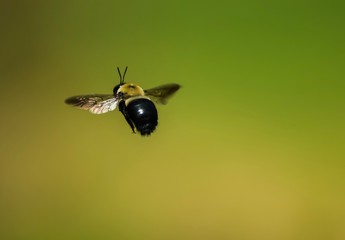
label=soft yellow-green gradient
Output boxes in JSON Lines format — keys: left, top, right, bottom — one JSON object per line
{"left": 1, "top": 1, "right": 344, "bottom": 239}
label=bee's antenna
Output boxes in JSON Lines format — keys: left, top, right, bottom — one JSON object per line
{"left": 117, "top": 67, "right": 123, "bottom": 84}
{"left": 123, "top": 66, "right": 128, "bottom": 82}
{"left": 117, "top": 66, "right": 128, "bottom": 84}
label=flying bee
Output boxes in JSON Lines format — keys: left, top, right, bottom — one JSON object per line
{"left": 65, "top": 67, "right": 181, "bottom": 136}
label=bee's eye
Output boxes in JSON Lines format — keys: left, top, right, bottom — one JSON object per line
{"left": 113, "top": 84, "right": 122, "bottom": 94}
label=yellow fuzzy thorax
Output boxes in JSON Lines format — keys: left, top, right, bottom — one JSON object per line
{"left": 117, "top": 83, "right": 145, "bottom": 99}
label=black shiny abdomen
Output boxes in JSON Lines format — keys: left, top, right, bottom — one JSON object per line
{"left": 126, "top": 98, "right": 158, "bottom": 136}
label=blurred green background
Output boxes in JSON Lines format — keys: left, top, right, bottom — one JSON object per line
{"left": 1, "top": 0, "right": 344, "bottom": 239}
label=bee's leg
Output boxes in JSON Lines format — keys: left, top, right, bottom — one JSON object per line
{"left": 119, "top": 101, "right": 136, "bottom": 133}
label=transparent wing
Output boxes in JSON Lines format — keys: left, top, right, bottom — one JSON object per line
{"left": 65, "top": 94, "right": 119, "bottom": 114}
{"left": 144, "top": 83, "right": 181, "bottom": 105}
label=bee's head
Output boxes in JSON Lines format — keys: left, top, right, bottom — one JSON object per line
{"left": 113, "top": 83, "right": 122, "bottom": 94}
{"left": 113, "top": 66, "right": 128, "bottom": 94}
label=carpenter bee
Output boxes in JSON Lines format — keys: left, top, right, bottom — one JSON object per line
{"left": 65, "top": 67, "right": 181, "bottom": 136}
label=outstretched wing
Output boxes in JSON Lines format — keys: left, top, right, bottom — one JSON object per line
{"left": 144, "top": 83, "right": 181, "bottom": 105}
{"left": 65, "top": 94, "right": 119, "bottom": 114}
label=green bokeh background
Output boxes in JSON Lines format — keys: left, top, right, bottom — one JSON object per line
{"left": 1, "top": 1, "right": 344, "bottom": 239}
